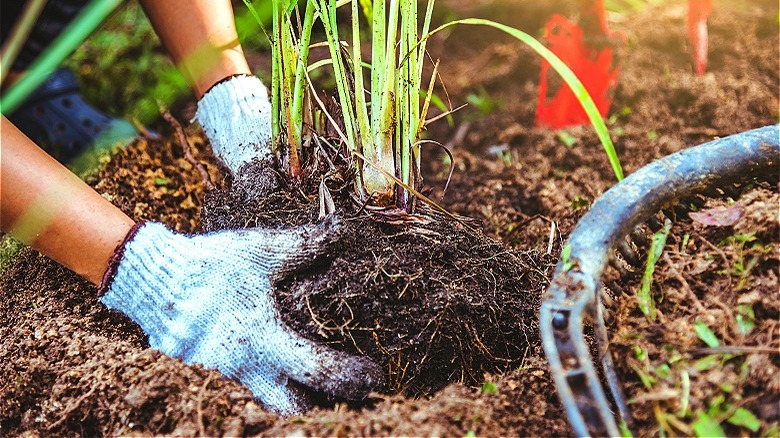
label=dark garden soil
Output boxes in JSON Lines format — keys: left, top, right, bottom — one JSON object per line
{"left": 1, "top": 1, "right": 778, "bottom": 436}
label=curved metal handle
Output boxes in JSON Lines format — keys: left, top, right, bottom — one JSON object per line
{"left": 541, "top": 124, "right": 779, "bottom": 436}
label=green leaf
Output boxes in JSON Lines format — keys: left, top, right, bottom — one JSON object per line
{"left": 631, "top": 365, "right": 656, "bottom": 389}
{"left": 481, "top": 381, "right": 497, "bottom": 395}
{"left": 694, "top": 355, "right": 721, "bottom": 371}
{"left": 733, "top": 233, "right": 757, "bottom": 244}
{"left": 357, "top": 0, "right": 373, "bottom": 24}
{"left": 561, "top": 244, "right": 576, "bottom": 272}
{"left": 762, "top": 422, "right": 779, "bottom": 437}
{"left": 681, "top": 233, "right": 691, "bottom": 252}
{"left": 619, "top": 420, "right": 633, "bottom": 438}
{"left": 154, "top": 177, "right": 170, "bottom": 186}
{"left": 557, "top": 131, "right": 577, "bottom": 148}
{"left": 707, "top": 394, "right": 726, "bottom": 417}
{"left": 692, "top": 411, "right": 726, "bottom": 438}
{"left": 679, "top": 370, "right": 690, "bottom": 416}
{"left": 727, "top": 407, "right": 761, "bottom": 432}
{"left": 637, "top": 220, "right": 671, "bottom": 321}
{"left": 735, "top": 304, "right": 755, "bottom": 336}
{"left": 655, "top": 363, "right": 672, "bottom": 379}
{"left": 570, "top": 195, "right": 590, "bottom": 210}
{"left": 466, "top": 87, "right": 500, "bottom": 116}
{"left": 242, "top": 0, "right": 265, "bottom": 25}
{"left": 694, "top": 320, "right": 721, "bottom": 348}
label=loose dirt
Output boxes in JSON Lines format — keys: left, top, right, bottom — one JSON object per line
{"left": 1, "top": 1, "right": 777, "bottom": 436}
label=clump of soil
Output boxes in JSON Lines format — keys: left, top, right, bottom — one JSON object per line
{"left": 201, "top": 160, "right": 551, "bottom": 396}
{"left": 277, "top": 216, "right": 548, "bottom": 396}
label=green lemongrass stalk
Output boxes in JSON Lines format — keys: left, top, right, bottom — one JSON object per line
{"left": 314, "top": 0, "right": 393, "bottom": 198}
{"left": 256, "top": 0, "right": 317, "bottom": 178}
{"left": 265, "top": 0, "right": 281, "bottom": 140}
{"left": 370, "top": 0, "right": 399, "bottom": 198}
{"left": 397, "top": 2, "right": 418, "bottom": 204}
{"left": 312, "top": 0, "right": 436, "bottom": 207}
{"left": 370, "top": 0, "right": 385, "bottom": 135}
{"left": 291, "top": 2, "right": 315, "bottom": 146}
{"left": 350, "top": 0, "right": 371, "bottom": 166}
{"left": 281, "top": 5, "right": 301, "bottom": 175}
{"left": 251, "top": 0, "right": 440, "bottom": 207}
{"left": 313, "top": 0, "right": 357, "bottom": 147}
{"left": 418, "top": 18, "right": 625, "bottom": 181}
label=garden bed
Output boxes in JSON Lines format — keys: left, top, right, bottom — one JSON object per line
{"left": 1, "top": 1, "right": 777, "bottom": 436}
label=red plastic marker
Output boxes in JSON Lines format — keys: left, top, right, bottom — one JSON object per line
{"left": 536, "top": 0, "right": 625, "bottom": 129}
{"left": 688, "top": 0, "right": 712, "bottom": 75}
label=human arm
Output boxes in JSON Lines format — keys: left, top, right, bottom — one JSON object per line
{"left": 137, "top": 0, "right": 251, "bottom": 98}
{"left": 139, "top": 0, "right": 275, "bottom": 183}
{"left": 0, "top": 116, "right": 134, "bottom": 284}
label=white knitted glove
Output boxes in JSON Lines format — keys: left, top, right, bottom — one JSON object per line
{"left": 98, "top": 219, "right": 383, "bottom": 415}
{"left": 195, "top": 75, "right": 279, "bottom": 194}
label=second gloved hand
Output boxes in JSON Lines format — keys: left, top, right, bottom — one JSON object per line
{"left": 98, "top": 218, "right": 383, "bottom": 415}
{"left": 195, "top": 74, "right": 279, "bottom": 195}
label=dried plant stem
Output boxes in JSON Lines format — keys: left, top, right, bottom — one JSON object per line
{"left": 163, "top": 112, "right": 214, "bottom": 191}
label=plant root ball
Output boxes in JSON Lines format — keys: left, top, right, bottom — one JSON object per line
{"left": 201, "top": 163, "right": 550, "bottom": 396}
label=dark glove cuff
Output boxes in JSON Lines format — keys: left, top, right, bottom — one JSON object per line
{"left": 97, "top": 221, "right": 147, "bottom": 297}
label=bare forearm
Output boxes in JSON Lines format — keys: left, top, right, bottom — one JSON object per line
{"left": 0, "top": 117, "right": 134, "bottom": 285}
{"left": 139, "top": 0, "right": 251, "bottom": 97}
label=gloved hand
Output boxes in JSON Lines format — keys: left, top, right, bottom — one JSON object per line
{"left": 98, "top": 218, "right": 383, "bottom": 415}
{"left": 195, "top": 74, "right": 279, "bottom": 195}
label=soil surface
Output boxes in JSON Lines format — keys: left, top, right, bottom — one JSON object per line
{"left": 2, "top": 1, "right": 778, "bottom": 436}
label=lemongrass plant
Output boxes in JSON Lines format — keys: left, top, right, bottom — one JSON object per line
{"left": 244, "top": 0, "right": 624, "bottom": 213}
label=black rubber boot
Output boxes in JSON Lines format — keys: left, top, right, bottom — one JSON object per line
{"left": 7, "top": 67, "right": 138, "bottom": 166}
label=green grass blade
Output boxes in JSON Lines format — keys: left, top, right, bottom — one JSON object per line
{"left": 637, "top": 219, "right": 671, "bottom": 321}
{"left": 420, "top": 18, "right": 624, "bottom": 181}
{"left": 416, "top": 0, "right": 436, "bottom": 81}
{"left": 268, "top": 0, "right": 282, "bottom": 141}
{"left": 242, "top": 0, "right": 265, "bottom": 26}
{"left": 693, "top": 320, "right": 721, "bottom": 348}
{"left": 1, "top": 0, "right": 123, "bottom": 114}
